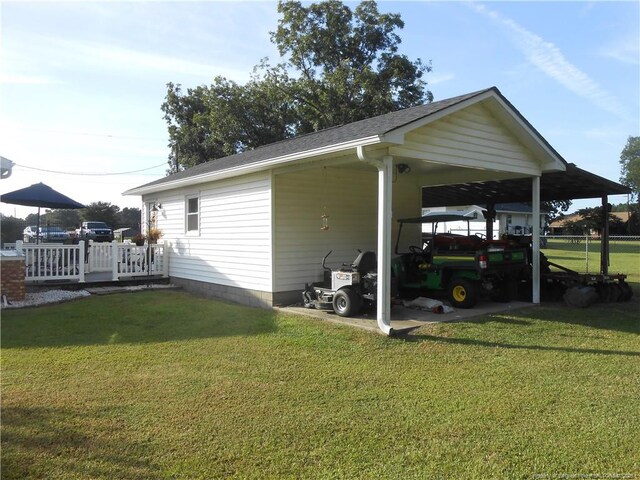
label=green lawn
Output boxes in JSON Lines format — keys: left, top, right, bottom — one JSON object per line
{"left": 2, "top": 289, "right": 639, "bottom": 479}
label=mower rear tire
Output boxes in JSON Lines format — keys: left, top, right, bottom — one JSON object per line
{"left": 333, "top": 287, "right": 361, "bottom": 317}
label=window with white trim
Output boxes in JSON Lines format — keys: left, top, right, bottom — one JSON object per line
{"left": 186, "top": 195, "right": 199, "bottom": 233}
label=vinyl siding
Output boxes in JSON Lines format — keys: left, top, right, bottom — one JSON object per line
{"left": 144, "top": 173, "right": 272, "bottom": 292}
{"left": 390, "top": 103, "right": 541, "bottom": 177}
{"left": 273, "top": 166, "right": 421, "bottom": 292}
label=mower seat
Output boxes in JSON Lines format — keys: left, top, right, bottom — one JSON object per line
{"left": 353, "top": 251, "right": 377, "bottom": 275}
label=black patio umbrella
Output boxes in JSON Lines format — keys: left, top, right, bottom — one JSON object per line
{"left": 1, "top": 182, "right": 85, "bottom": 243}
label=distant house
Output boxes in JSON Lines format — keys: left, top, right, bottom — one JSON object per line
{"left": 549, "top": 211, "right": 630, "bottom": 235}
{"left": 422, "top": 203, "right": 547, "bottom": 239}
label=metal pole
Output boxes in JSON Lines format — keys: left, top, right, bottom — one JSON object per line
{"left": 585, "top": 235, "right": 589, "bottom": 273}
{"left": 600, "top": 196, "right": 609, "bottom": 275}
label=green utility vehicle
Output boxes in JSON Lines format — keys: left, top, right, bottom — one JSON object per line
{"left": 391, "top": 213, "right": 529, "bottom": 308}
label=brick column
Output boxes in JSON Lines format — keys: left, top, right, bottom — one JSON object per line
{"left": 1, "top": 255, "right": 26, "bottom": 302}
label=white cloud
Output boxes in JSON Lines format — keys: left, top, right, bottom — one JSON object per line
{"left": 469, "top": 3, "right": 630, "bottom": 121}
{"left": 598, "top": 34, "right": 640, "bottom": 66}
{"left": 428, "top": 72, "right": 456, "bottom": 85}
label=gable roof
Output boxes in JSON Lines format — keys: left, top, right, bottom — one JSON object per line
{"left": 126, "top": 86, "right": 566, "bottom": 195}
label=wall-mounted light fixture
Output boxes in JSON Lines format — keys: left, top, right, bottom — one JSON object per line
{"left": 397, "top": 163, "right": 411, "bottom": 174}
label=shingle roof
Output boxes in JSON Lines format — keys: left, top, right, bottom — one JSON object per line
{"left": 130, "top": 87, "right": 495, "bottom": 191}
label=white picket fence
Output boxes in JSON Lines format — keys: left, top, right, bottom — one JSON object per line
{"left": 13, "top": 240, "right": 168, "bottom": 283}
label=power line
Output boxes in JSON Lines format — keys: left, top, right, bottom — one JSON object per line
{"left": 8, "top": 126, "right": 167, "bottom": 141}
{"left": 15, "top": 162, "right": 168, "bottom": 176}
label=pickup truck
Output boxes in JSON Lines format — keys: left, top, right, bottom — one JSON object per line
{"left": 77, "top": 221, "right": 113, "bottom": 242}
{"left": 392, "top": 214, "right": 529, "bottom": 308}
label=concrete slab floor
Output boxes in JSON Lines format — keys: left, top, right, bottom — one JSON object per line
{"left": 279, "top": 300, "right": 534, "bottom": 335}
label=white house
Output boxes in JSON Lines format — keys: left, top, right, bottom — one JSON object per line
{"left": 126, "top": 87, "right": 571, "bottom": 335}
{"left": 422, "top": 203, "right": 547, "bottom": 239}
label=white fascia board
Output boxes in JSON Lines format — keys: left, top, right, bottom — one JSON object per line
{"left": 124, "top": 135, "right": 389, "bottom": 196}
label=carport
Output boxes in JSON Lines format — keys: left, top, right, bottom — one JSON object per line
{"left": 127, "top": 86, "right": 630, "bottom": 337}
{"left": 318, "top": 87, "right": 568, "bottom": 335}
{"left": 300, "top": 91, "right": 629, "bottom": 336}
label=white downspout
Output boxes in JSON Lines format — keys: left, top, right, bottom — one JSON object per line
{"left": 532, "top": 176, "right": 541, "bottom": 304}
{"left": 357, "top": 146, "right": 394, "bottom": 336}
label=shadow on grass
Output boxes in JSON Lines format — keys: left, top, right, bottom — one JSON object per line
{"left": 1, "top": 405, "right": 159, "bottom": 479}
{"left": 526, "top": 301, "right": 640, "bottom": 335}
{"left": 1, "top": 290, "right": 277, "bottom": 349}
{"left": 404, "top": 332, "right": 640, "bottom": 357}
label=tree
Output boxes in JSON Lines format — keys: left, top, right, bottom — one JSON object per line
{"left": 80, "top": 202, "right": 120, "bottom": 228}
{"left": 542, "top": 200, "right": 572, "bottom": 223}
{"left": 574, "top": 206, "right": 624, "bottom": 233}
{"left": 162, "top": 0, "right": 431, "bottom": 171}
{"left": 271, "top": 0, "right": 431, "bottom": 132}
{"left": 41, "top": 209, "right": 82, "bottom": 230}
{"left": 0, "top": 214, "right": 26, "bottom": 245}
{"left": 116, "top": 207, "right": 142, "bottom": 230}
{"left": 619, "top": 135, "right": 640, "bottom": 201}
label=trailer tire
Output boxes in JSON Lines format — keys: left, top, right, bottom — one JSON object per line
{"left": 600, "top": 283, "right": 620, "bottom": 303}
{"left": 564, "top": 286, "right": 598, "bottom": 308}
{"left": 333, "top": 288, "right": 361, "bottom": 317}
{"left": 619, "top": 281, "right": 633, "bottom": 302}
{"left": 448, "top": 278, "right": 479, "bottom": 309}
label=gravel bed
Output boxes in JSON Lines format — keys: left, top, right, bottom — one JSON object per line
{"left": 2, "top": 289, "right": 91, "bottom": 309}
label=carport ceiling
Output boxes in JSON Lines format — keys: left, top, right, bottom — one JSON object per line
{"left": 422, "top": 163, "right": 631, "bottom": 207}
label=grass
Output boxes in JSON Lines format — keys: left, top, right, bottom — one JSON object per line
{"left": 2, "top": 288, "right": 639, "bottom": 479}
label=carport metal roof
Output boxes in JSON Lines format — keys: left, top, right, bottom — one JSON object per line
{"left": 422, "top": 163, "right": 631, "bottom": 207}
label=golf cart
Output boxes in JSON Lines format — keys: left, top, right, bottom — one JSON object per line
{"left": 302, "top": 250, "right": 379, "bottom": 317}
{"left": 391, "top": 212, "right": 529, "bottom": 308}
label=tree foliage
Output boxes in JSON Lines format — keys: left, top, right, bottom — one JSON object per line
{"left": 162, "top": 0, "right": 432, "bottom": 172}
{"left": 0, "top": 214, "right": 26, "bottom": 245}
{"left": 117, "top": 207, "right": 142, "bottom": 229}
{"left": 619, "top": 135, "right": 640, "bottom": 201}
{"left": 80, "top": 202, "right": 120, "bottom": 228}
{"left": 542, "top": 200, "right": 572, "bottom": 223}
{"left": 562, "top": 206, "right": 627, "bottom": 235}
{"left": 42, "top": 209, "right": 82, "bottom": 229}
{"left": 271, "top": 0, "right": 430, "bottom": 132}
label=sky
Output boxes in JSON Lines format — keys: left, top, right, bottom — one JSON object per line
{"left": 1, "top": 1, "right": 638, "bottom": 219}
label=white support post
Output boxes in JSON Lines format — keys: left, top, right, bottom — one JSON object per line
{"left": 357, "top": 146, "right": 394, "bottom": 336}
{"left": 78, "top": 241, "right": 85, "bottom": 283}
{"left": 532, "top": 176, "right": 541, "bottom": 304}
{"left": 111, "top": 240, "right": 119, "bottom": 281}
{"left": 376, "top": 156, "right": 394, "bottom": 336}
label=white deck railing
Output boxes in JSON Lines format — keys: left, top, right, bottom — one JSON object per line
{"left": 14, "top": 240, "right": 168, "bottom": 283}
{"left": 114, "top": 242, "right": 168, "bottom": 280}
